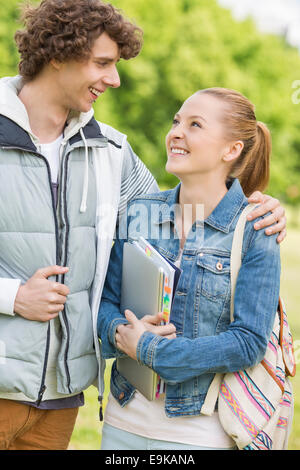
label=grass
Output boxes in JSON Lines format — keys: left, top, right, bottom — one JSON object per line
{"left": 280, "top": 228, "right": 300, "bottom": 450}
{"left": 69, "top": 226, "right": 300, "bottom": 450}
{"left": 68, "top": 360, "right": 113, "bottom": 450}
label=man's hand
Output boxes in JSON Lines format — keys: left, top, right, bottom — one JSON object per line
{"left": 247, "top": 191, "right": 286, "bottom": 243}
{"left": 14, "top": 265, "right": 70, "bottom": 322}
{"left": 116, "top": 310, "right": 176, "bottom": 360}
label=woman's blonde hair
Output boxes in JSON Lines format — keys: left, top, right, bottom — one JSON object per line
{"left": 198, "top": 88, "right": 271, "bottom": 197}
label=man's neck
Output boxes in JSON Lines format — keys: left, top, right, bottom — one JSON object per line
{"left": 18, "top": 76, "right": 69, "bottom": 144}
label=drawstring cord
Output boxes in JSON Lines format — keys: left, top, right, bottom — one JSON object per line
{"left": 66, "top": 129, "right": 103, "bottom": 420}
{"left": 58, "top": 140, "right": 66, "bottom": 183}
{"left": 98, "top": 396, "right": 103, "bottom": 421}
{"left": 79, "top": 128, "right": 89, "bottom": 213}
{"left": 80, "top": 129, "right": 103, "bottom": 421}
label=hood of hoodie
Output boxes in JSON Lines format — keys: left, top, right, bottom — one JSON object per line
{"left": 0, "top": 75, "right": 95, "bottom": 147}
{"left": 0, "top": 75, "right": 109, "bottom": 214}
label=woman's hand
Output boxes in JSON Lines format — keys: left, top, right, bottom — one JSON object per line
{"left": 115, "top": 310, "right": 176, "bottom": 360}
{"left": 141, "top": 312, "right": 176, "bottom": 337}
{"left": 247, "top": 191, "right": 286, "bottom": 244}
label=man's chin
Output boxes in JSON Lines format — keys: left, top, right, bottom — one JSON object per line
{"left": 72, "top": 102, "right": 94, "bottom": 114}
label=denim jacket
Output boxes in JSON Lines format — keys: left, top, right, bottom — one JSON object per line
{"left": 98, "top": 179, "right": 281, "bottom": 417}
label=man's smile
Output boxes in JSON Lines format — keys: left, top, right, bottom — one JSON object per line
{"left": 89, "top": 86, "right": 103, "bottom": 99}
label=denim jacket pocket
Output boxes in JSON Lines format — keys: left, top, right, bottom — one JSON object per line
{"left": 197, "top": 253, "right": 230, "bottom": 300}
{"left": 110, "top": 359, "right": 136, "bottom": 407}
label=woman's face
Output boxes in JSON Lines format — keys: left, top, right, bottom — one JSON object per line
{"left": 165, "top": 92, "right": 231, "bottom": 181}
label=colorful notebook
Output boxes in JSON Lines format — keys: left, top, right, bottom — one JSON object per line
{"left": 116, "top": 238, "right": 181, "bottom": 400}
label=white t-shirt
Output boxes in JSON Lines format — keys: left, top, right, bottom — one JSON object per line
{"left": 40, "top": 134, "right": 63, "bottom": 183}
{"left": 104, "top": 391, "right": 235, "bottom": 449}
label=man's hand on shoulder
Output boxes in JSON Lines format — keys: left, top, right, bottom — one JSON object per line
{"left": 247, "top": 191, "right": 287, "bottom": 243}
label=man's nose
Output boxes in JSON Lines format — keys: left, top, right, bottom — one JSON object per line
{"left": 104, "top": 65, "right": 121, "bottom": 89}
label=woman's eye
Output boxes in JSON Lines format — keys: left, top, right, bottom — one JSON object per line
{"left": 172, "top": 119, "right": 179, "bottom": 125}
{"left": 191, "top": 121, "right": 201, "bottom": 128}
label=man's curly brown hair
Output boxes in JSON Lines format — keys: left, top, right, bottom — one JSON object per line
{"left": 14, "top": 0, "right": 143, "bottom": 82}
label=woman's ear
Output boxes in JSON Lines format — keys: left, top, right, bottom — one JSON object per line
{"left": 222, "top": 140, "right": 244, "bottom": 163}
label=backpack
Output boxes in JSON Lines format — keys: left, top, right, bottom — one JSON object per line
{"left": 201, "top": 204, "right": 296, "bottom": 450}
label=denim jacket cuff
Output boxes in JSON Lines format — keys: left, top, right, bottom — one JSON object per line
{"left": 136, "top": 331, "right": 163, "bottom": 368}
{"left": 108, "top": 317, "right": 129, "bottom": 348}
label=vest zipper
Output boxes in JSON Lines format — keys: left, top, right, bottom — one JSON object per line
{"left": 36, "top": 325, "right": 51, "bottom": 405}
{"left": 1, "top": 145, "right": 60, "bottom": 403}
{"left": 60, "top": 152, "right": 72, "bottom": 393}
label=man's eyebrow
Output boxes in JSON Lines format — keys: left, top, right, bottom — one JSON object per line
{"left": 175, "top": 113, "right": 207, "bottom": 123}
{"left": 93, "top": 55, "right": 120, "bottom": 62}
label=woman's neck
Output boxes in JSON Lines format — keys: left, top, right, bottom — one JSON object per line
{"left": 179, "top": 180, "right": 228, "bottom": 218}
{"left": 176, "top": 176, "right": 228, "bottom": 248}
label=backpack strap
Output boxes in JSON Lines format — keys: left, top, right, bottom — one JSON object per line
{"left": 230, "top": 204, "right": 258, "bottom": 321}
{"left": 201, "top": 203, "right": 258, "bottom": 415}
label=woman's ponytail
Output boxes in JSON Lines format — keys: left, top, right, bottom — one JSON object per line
{"left": 233, "top": 121, "right": 271, "bottom": 197}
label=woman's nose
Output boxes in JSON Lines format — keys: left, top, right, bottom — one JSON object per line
{"left": 169, "top": 124, "right": 185, "bottom": 140}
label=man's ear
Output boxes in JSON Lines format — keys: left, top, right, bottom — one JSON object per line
{"left": 222, "top": 140, "right": 244, "bottom": 163}
{"left": 50, "top": 59, "right": 61, "bottom": 71}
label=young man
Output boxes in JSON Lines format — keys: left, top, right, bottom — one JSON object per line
{"left": 0, "top": 0, "right": 286, "bottom": 450}
{"left": 0, "top": 0, "right": 158, "bottom": 450}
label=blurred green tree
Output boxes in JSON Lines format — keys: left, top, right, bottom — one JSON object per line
{"left": 1, "top": 0, "right": 300, "bottom": 203}
{"left": 0, "top": 0, "right": 21, "bottom": 77}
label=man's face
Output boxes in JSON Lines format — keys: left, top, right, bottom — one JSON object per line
{"left": 55, "top": 32, "right": 121, "bottom": 113}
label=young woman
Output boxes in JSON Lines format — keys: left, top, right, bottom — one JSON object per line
{"left": 98, "top": 88, "right": 281, "bottom": 450}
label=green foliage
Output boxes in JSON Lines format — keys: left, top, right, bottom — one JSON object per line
{"left": 0, "top": 0, "right": 22, "bottom": 77}
{"left": 1, "top": 0, "right": 300, "bottom": 203}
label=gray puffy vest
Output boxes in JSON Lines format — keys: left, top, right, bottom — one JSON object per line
{"left": 0, "top": 115, "right": 107, "bottom": 401}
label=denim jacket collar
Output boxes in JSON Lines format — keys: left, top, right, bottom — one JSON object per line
{"left": 205, "top": 179, "right": 247, "bottom": 233}
{"left": 153, "top": 178, "right": 246, "bottom": 233}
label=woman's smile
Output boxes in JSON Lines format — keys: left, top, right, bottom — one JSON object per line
{"left": 168, "top": 146, "right": 190, "bottom": 157}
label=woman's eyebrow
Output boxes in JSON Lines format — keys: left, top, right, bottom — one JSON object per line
{"left": 189, "top": 114, "right": 207, "bottom": 123}
{"left": 175, "top": 113, "right": 207, "bottom": 123}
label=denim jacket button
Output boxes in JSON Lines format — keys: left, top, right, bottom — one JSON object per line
{"left": 216, "top": 262, "right": 223, "bottom": 271}
{"left": 199, "top": 252, "right": 204, "bottom": 257}
{"left": 119, "top": 392, "right": 125, "bottom": 399}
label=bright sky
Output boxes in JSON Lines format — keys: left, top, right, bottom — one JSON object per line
{"left": 218, "top": 0, "right": 300, "bottom": 49}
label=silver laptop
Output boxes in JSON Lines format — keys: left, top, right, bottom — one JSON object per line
{"left": 116, "top": 241, "right": 165, "bottom": 400}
